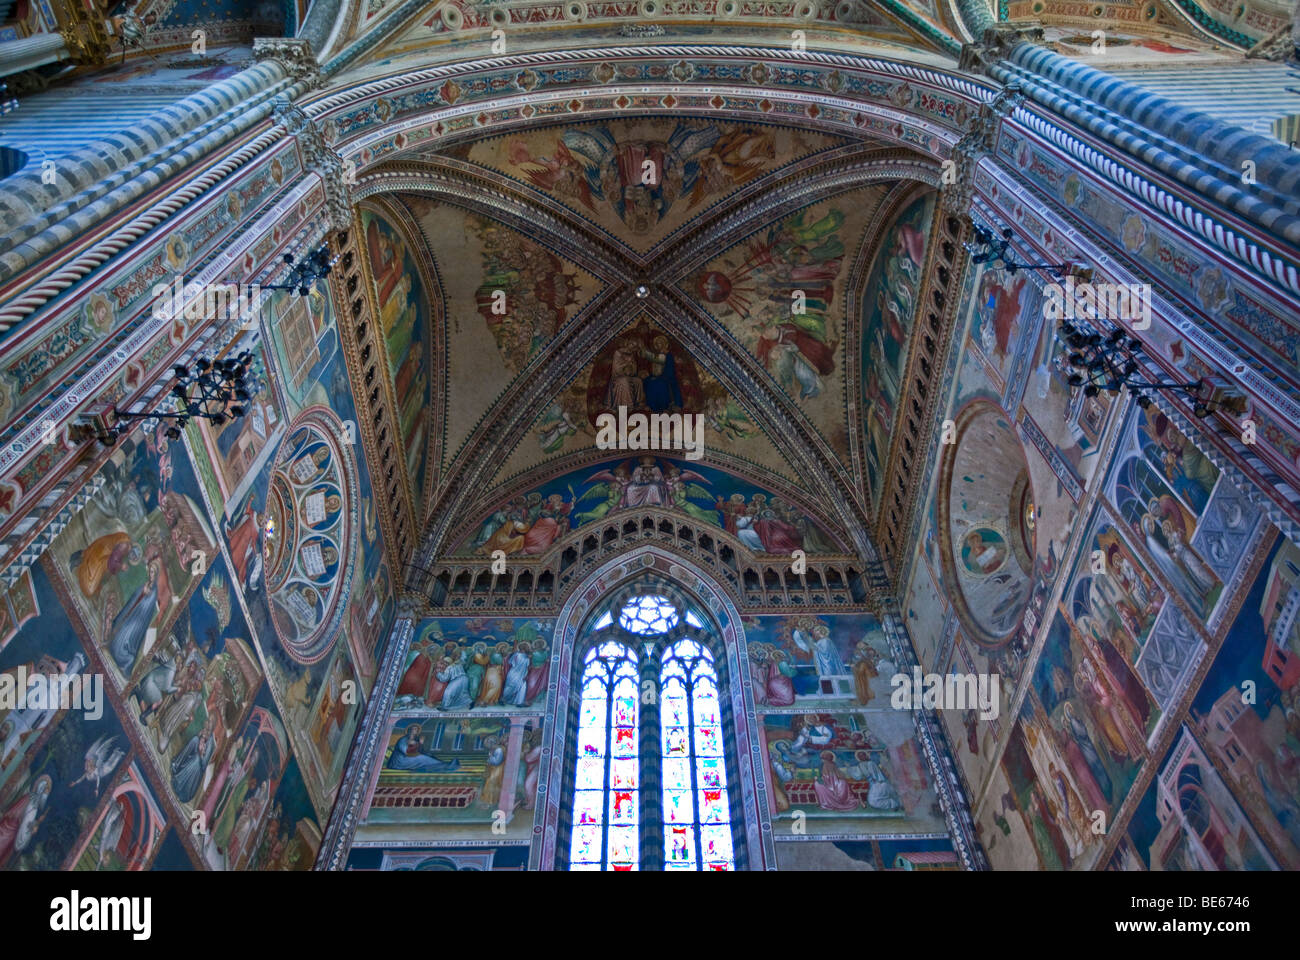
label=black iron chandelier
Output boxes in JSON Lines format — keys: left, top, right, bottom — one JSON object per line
{"left": 100, "top": 352, "right": 254, "bottom": 443}
{"left": 965, "top": 225, "right": 1076, "bottom": 280}
{"left": 1058, "top": 322, "right": 1216, "bottom": 416}
{"left": 262, "top": 244, "right": 338, "bottom": 296}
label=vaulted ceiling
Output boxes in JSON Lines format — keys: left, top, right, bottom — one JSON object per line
{"left": 354, "top": 113, "right": 945, "bottom": 564}
{"left": 325, "top": 0, "right": 1279, "bottom": 576}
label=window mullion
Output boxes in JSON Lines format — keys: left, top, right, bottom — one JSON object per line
{"left": 684, "top": 654, "right": 705, "bottom": 870}
{"left": 643, "top": 641, "right": 662, "bottom": 870}
{"left": 601, "top": 661, "right": 615, "bottom": 871}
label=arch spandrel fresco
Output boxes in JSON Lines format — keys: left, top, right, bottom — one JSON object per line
{"left": 450, "top": 455, "right": 849, "bottom": 559}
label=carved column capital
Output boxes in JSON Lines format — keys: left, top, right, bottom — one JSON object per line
{"left": 252, "top": 36, "right": 322, "bottom": 88}
{"left": 958, "top": 23, "right": 1044, "bottom": 75}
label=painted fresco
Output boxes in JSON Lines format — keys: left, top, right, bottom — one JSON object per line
{"left": 860, "top": 192, "right": 936, "bottom": 506}
{"left": 1117, "top": 729, "right": 1278, "bottom": 870}
{"left": 692, "top": 187, "right": 893, "bottom": 463}
{"left": 974, "top": 509, "right": 1280, "bottom": 872}
{"left": 3, "top": 245, "right": 392, "bottom": 871}
{"left": 453, "top": 456, "right": 844, "bottom": 557}
{"left": 1104, "top": 406, "right": 1250, "bottom": 631}
{"left": 490, "top": 317, "right": 797, "bottom": 488}
{"left": 467, "top": 212, "right": 584, "bottom": 376}
{"left": 205, "top": 290, "right": 396, "bottom": 815}
{"left": 0, "top": 564, "right": 141, "bottom": 870}
{"left": 989, "top": 713, "right": 1093, "bottom": 870}
{"left": 1187, "top": 532, "right": 1300, "bottom": 868}
{"left": 1025, "top": 297, "right": 1114, "bottom": 487}
{"left": 761, "top": 711, "right": 946, "bottom": 836}
{"left": 963, "top": 258, "right": 1041, "bottom": 389}
{"left": 401, "top": 197, "right": 602, "bottom": 473}
{"left": 998, "top": 126, "right": 1300, "bottom": 493}
{"left": 368, "top": 717, "right": 542, "bottom": 841}
{"left": 463, "top": 119, "right": 842, "bottom": 251}
{"left": 1057, "top": 514, "right": 1168, "bottom": 721}
{"left": 394, "top": 618, "right": 554, "bottom": 712}
{"left": 1024, "top": 610, "right": 1148, "bottom": 849}
{"left": 531, "top": 318, "right": 758, "bottom": 451}
{"left": 775, "top": 836, "right": 958, "bottom": 870}
{"left": 68, "top": 762, "right": 174, "bottom": 871}
{"left": 744, "top": 613, "right": 889, "bottom": 709}
{"left": 360, "top": 208, "right": 433, "bottom": 516}
{"left": 47, "top": 426, "right": 221, "bottom": 687}
{"left": 247, "top": 755, "right": 323, "bottom": 871}
{"left": 263, "top": 288, "right": 399, "bottom": 687}
{"left": 1108, "top": 447, "right": 1223, "bottom": 623}
{"left": 937, "top": 402, "right": 1036, "bottom": 647}
{"left": 938, "top": 636, "right": 1003, "bottom": 802}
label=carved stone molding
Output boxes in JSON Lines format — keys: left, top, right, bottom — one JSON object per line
{"left": 876, "top": 204, "right": 973, "bottom": 575}
{"left": 272, "top": 94, "right": 352, "bottom": 232}
{"left": 941, "top": 82, "right": 1023, "bottom": 216}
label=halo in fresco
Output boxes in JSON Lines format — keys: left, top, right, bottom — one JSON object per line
{"left": 263, "top": 408, "right": 359, "bottom": 664}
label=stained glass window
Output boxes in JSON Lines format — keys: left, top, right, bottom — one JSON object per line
{"left": 567, "top": 592, "right": 739, "bottom": 870}
{"left": 569, "top": 640, "right": 640, "bottom": 870}
{"left": 661, "top": 639, "right": 735, "bottom": 871}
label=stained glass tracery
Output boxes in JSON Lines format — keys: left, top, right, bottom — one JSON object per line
{"left": 618, "top": 594, "right": 679, "bottom": 634}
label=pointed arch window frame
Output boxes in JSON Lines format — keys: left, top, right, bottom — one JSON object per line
{"left": 555, "top": 583, "right": 749, "bottom": 871}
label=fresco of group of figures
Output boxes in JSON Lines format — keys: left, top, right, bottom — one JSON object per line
{"left": 365, "top": 610, "right": 950, "bottom": 858}
{"left": 510, "top": 316, "right": 801, "bottom": 485}
{"left": 368, "top": 614, "right": 553, "bottom": 844}
{"left": 394, "top": 618, "right": 554, "bottom": 713}
{"left": 1111, "top": 532, "right": 1300, "bottom": 870}
{"left": 463, "top": 119, "right": 842, "bottom": 250}
{"left": 893, "top": 203, "right": 1292, "bottom": 871}
{"left": 691, "top": 186, "right": 901, "bottom": 463}
{"left": 453, "top": 456, "right": 845, "bottom": 558}
{"left": 989, "top": 529, "right": 1299, "bottom": 871}
{"left": 1, "top": 276, "right": 396, "bottom": 870}
{"left": 744, "top": 612, "right": 890, "bottom": 709}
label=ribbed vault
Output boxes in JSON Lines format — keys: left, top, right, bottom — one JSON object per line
{"left": 349, "top": 117, "right": 944, "bottom": 569}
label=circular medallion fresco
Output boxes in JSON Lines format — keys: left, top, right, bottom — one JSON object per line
{"left": 936, "top": 400, "right": 1036, "bottom": 648}
{"left": 263, "top": 408, "right": 358, "bottom": 664}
